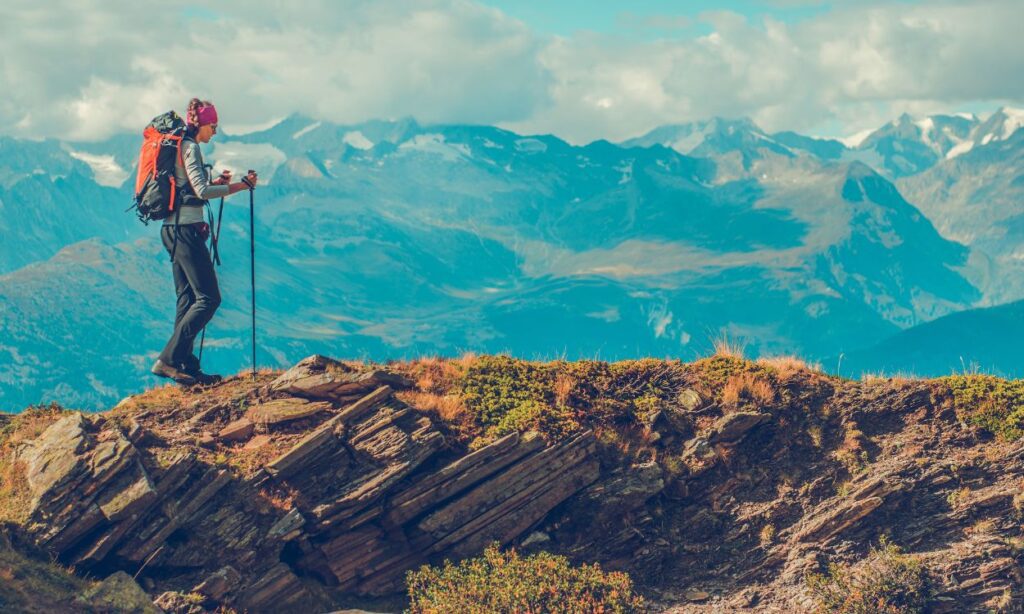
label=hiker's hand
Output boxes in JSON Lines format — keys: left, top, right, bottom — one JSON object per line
{"left": 212, "top": 170, "right": 232, "bottom": 185}
{"left": 229, "top": 172, "right": 258, "bottom": 195}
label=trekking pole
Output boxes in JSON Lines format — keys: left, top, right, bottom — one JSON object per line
{"left": 211, "top": 195, "right": 225, "bottom": 266}
{"left": 197, "top": 196, "right": 225, "bottom": 367}
{"left": 243, "top": 172, "right": 257, "bottom": 380}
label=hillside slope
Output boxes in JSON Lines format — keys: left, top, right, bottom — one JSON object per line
{"left": 832, "top": 298, "right": 1024, "bottom": 380}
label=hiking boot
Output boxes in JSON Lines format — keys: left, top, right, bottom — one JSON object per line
{"left": 184, "top": 368, "right": 222, "bottom": 386}
{"left": 180, "top": 355, "right": 222, "bottom": 386}
{"left": 151, "top": 359, "right": 197, "bottom": 385}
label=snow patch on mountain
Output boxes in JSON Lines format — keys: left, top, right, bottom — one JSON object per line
{"left": 839, "top": 129, "right": 874, "bottom": 148}
{"left": 615, "top": 160, "right": 634, "bottom": 184}
{"left": 998, "top": 107, "right": 1024, "bottom": 139}
{"left": 514, "top": 138, "right": 547, "bottom": 154}
{"left": 343, "top": 131, "right": 374, "bottom": 150}
{"left": 398, "top": 133, "right": 471, "bottom": 161}
{"left": 915, "top": 117, "right": 935, "bottom": 147}
{"left": 292, "top": 121, "right": 321, "bottom": 139}
{"left": 647, "top": 304, "right": 674, "bottom": 338}
{"left": 65, "top": 149, "right": 129, "bottom": 187}
{"left": 585, "top": 306, "right": 621, "bottom": 322}
{"left": 945, "top": 140, "right": 974, "bottom": 159}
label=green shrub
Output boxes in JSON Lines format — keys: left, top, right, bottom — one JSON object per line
{"left": 806, "top": 537, "right": 930, "bottom": 613}
{"left": 459, "top": 356, "right": 554, "bottom": 428}
{"left": 939, "top": 375, "right": 1024, "bottom": 441}
{"left": 406, "top": 543, "right": 645, "bottom": 613}
{"left": 485, "top": 400, "right": 581, "bottom": 443}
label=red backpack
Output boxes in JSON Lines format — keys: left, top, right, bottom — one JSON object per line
{"left": 128, "top": 111, "right": 188, "bottom": 224}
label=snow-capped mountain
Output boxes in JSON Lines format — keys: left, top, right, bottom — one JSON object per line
{"left": 897, "top": 125, "right": 1024, "bottom": 304}
{"left": 943, "top": 107, "right": 1024, "bottom": 159}
{"left": 848, "top": 112, "right": 979, "bottom": 178}
{"left": 620, "top": 118, "right": 797, "bottom": 180}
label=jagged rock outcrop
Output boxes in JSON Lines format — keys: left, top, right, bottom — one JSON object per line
{"left": 11, "top": 357, "right": 601, "bottom": 612}
{"left": 8, "top": 355, "right": 1024, "bottom": 613}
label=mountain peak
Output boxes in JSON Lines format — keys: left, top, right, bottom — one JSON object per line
{"left": 620, "top": 116, "right": 784, "bottom": 161}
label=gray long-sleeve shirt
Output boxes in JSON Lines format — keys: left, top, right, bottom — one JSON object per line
{"left": 164, "top": 138, "right": 229, "bottom": 225}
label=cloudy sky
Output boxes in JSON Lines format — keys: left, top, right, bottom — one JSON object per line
{"left": 3, "top": 0, "right": 1022, "bottom": 143}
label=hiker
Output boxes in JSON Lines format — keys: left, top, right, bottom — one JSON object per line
{"left": 150, "top": 98, "right": 258, "bottom": 385}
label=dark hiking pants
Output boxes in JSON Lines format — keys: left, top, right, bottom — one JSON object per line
{"left": 159, "top": 223, "right": 221, "bottom": 368}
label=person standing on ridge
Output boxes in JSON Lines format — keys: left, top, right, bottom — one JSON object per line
{"left": 150, "top": 98, "right": 258, "bottom": 386}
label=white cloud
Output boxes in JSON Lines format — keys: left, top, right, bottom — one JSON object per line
{"left": 1, "top": 0, "right": 549, "bottom": 141}
{"left": 1, "top": 0, "right": 1022, "bottom": 143}
{"left": 503, "top": 0, "right": 1024, "bottom": 141}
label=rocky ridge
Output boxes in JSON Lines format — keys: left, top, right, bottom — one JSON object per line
{"left": 7, "top": 355, "right": 602, "bottom": 612}
{"left": 2, "top": 354, "right": 1024, "bottom": 612}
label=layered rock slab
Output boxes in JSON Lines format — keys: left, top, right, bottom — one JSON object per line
{"left": 12, "top": 356, "right": 602, "bottom": 611}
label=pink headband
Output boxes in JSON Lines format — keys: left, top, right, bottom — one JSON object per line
{"left": 197, "top": 104, "right": 218, "bottom": 126}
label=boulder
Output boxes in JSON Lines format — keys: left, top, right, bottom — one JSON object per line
{"left": 192, "top": 565, "right": 242, "bottom": 601}
{"left": 272, "top": 355, "right": 413, "bottom": 400}
{"left": 246, "top": 398, "right": 331, "bottom": 425}
{"left": 708, "top": 412, "right": 770, "bottom": 444}
{"left": 77, "top": 571, "right": 162, "bottom": 614}
{"left": 219, "top": 418, "right": 254, "bottom": 441}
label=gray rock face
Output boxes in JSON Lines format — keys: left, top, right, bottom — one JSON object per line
{"left": 577, "top": 461, "right": 665, "bottom": 526}
{"left": 18, "top": 413, "right": 140, "bottom": 549}
{"left": 14, "top": 357, "right": 603, "bottom": 612}
{"left": 20, "top": 413, "right": 89, "bottom": 504}
{"left": 192, "top": 565, "right": 242, "bottom": 601}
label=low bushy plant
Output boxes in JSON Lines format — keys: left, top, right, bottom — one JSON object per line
{"left": 806, "top": 537, "right": 931, "bottom": 613}
{"left": 459, "top": 356, "right": 554, "bottom": 428}
{"left": 406, "top": 543, "right": 645, "bottom": 613}
{"left": 938, "top": 375, "right": 1024, "bottom": 441}
{"left": 485, "top": 400, "right": 581, "bottom": 443}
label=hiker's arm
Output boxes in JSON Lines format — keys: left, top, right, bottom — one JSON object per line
{"left": 182, "top": 141, "right": 230, "bottom": 200}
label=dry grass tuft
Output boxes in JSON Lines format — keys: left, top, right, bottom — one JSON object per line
{"left": 400, "top": 391, "right": 468, "bottom": 423}
{"left": 722, "top": 372, "right": 776, "bottom": 407}
{"left": 712, "top": 331, "right": 747, "bottom": 359}
{"left": 254, "top": 483, "right": 298, "bottom": 513}
{"left": 833, "top": 421, "right": 869, "bottom": 475}
{"left": 553, "top": 373, "right": 577, "bottom": 407}
{"left": 860, "top": 371, "right": 920, "bottom": 385}
{"left": 756, "top": 355, "right": 821, "bottom": 380}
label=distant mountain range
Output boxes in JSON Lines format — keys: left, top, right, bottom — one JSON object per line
{"left": 832, "top": 298, "right": 1024, "bottom": 379}
{"left": 0, "top": 108, "right": 1021, "bottom": 409}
